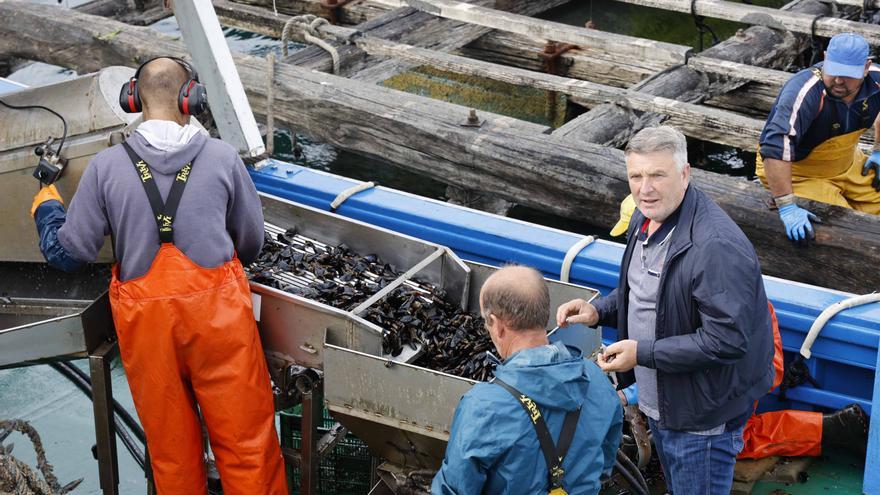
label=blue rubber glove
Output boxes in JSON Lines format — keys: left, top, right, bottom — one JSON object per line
{"left": 778, "top": 203, "right": 819, "bottom": 242}
{"left": 862, "top": 150, "right": 880, "bottom": 192}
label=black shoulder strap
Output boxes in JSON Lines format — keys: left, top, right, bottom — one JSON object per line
{"left": 121, "top": 141, "right": 193, "bottom": 244}
{"left": 494, "top": 377, "right": 581, "bottom": 491}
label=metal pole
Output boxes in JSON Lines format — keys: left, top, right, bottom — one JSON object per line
{"left": 300, "top": 383, "right": 323, "bottom": 495}
{"left": 89, "top": 341, "right": 120, "bottom": 495}
{"left": 279, "top": 411, "right": 296, "bottom": 489}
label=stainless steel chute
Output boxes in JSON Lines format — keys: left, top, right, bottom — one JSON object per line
{"left": 323, "top": 261, "right": 601, "bottom": 470}
{"left": 252, "top": 192, "right": 471, "bottom": 372}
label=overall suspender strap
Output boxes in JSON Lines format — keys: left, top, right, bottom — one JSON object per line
{"left": 121, "top": 141, "right": 194, "bottom": 244}
{"left": 494, "top": 377, "right": 581, "bottom": 493}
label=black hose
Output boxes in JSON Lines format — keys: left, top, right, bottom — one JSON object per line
{"left": 61, "top": 361, "right": 145, "bottom": 444}
{"left": 48, "top": 362, "right": 146, "bottom": 470}
{"left": 614, "top": 457, "right": 649, "bottom": 495}
{"left": 0, "top": 98, "right": 68, "bottom": 156}
{"left": 614, "top": 459, "right": 648, "bottom": 495}
{"left": 616, "top": 448, "right": 650, "bottom": 494}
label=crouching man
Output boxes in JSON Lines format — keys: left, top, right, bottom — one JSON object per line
{"left": 432, "top": 265, "right": 622, "bottom": 495}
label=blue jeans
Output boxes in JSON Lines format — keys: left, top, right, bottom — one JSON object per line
{"left": 647, "top": 418, "right": 745, "bottom": 495}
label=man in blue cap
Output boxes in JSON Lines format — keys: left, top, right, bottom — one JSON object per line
{"left": 757, "top": 32, "right": 880, "bottom": 243}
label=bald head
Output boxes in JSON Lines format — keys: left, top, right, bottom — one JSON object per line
{"left": 480, "top": 265, "right": 549, "bottom": 332}
{"left": 138, "top": 58, "right": 189, "bottom": 112}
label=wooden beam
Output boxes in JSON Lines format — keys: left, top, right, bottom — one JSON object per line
{"left": 355, "top": 35, "right": 764, "bottom": 149}
{"left": 213, "top": 0, "right": 682, "bottom": 86}
{"left": 214, "top": 0, "right": 768, "bottom": 146}
{"left": 216, "top": 0, "right": 576, "bottom": 82}
{"left": 3, "top": 1, "right": 879, "bottom": 293}
{"left": 368, "top": 0, "right": 691, "bottom": 65}
{"left": 688, "top": 56, "right": 793, "bottom": 89}
{"left": 613, "top": 0, "right": 880, "bottom": 45}
{"left": 818, "top": 0, "right": 879, "bottom": 6}
{"left": 459, "top": 30, "right": 672, "bottom": 88}
{"left": 226, "top": 0, "right": 388, "bottom": 25}
{"left": 548, "top": 0, "right": 825, "bottom": 147}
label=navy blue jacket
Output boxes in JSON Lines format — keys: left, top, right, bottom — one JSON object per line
{"left": 759, "top": 62, "right": 880, "bottom": 162}
{"left": 593, "top": 186, "right": 773, "bottom": 431}
{"left": 432, "top": 343, "right": 622, "bottom": 495}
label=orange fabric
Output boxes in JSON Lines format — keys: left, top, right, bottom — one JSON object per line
{"left": 109, "top": 244, "right": 288, "bottom": 495}
{"left": 769, "top": 302, "right": 784, "bottom": 390}
{"left": 739, "top": 410, "right": 822, "bottom": 459}
{"left": 738, "top": 302, "right": 822, "bottom": 459}
{"left": 31, "top": 184, "right": 63, "bottom": 217}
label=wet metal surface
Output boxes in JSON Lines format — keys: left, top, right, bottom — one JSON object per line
{"left": 248, "top": 222, "right": 496, "bottom": 381}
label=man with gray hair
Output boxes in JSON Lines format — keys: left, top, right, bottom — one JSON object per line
{"left": 558, "top": 126, "right": 773, "bottom": 494}
{"left": 433, "top": 265, "right": 621, "bottom": 495}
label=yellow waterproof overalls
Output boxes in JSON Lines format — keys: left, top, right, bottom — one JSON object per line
{"left": 756, "top": 125, "right": 880, "bottom": 214}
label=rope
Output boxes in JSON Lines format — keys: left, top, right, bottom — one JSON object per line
{"left": 281, "top": 15, "right": 341, "bottom": 74}
{"left": 330, "top": 181, "right": 376, "bottom": 210}
{"left": 690, "top": 0, "right": 718, "bottom": 52}
{"left": 559, "top": 236, "right": 595, "bottom": 283}
{"left": 0, "top": 419, "right": 82, "bottom": 494}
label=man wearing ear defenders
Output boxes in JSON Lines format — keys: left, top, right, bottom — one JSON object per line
{"left": 31, "top": 57, "right": 288, "bottom": 494}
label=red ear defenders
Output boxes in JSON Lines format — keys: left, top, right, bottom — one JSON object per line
{"left": 119, "top": 56, "right": 208, "bottom": 115}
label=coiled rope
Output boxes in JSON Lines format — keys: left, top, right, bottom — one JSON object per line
{"left": 281, "top": 15, "right": 341, "bottom": 74}
{"left": 0, "top": 419, "right": 82, "bottom": 495}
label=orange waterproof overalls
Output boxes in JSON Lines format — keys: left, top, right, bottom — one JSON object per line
{"left": 109, "top": 142, "right": 288, "bottom": 494}
{"left": 738, "top": 303, "right": 822, "bottom": 459}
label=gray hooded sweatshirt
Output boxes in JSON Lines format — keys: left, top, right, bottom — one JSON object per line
{"left": 58, "top": 131, "right": 264, "bottom": 281}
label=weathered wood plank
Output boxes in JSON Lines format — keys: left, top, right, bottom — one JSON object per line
{"left": 706, "top": 82, "right": 780, "bottom": 115}
{"left": 217, "top": 0, "right": 575, "bottom": 82}
{"left": 550, "top": 0, "right": 825, "bottom": 147}
{"left": 214, "top": 0, "right": 677, "bottom": 86}
{"left": 460, "top": 30, "right": 676, "bottom": 87}
{"left": 614, "top": 0, "right": 880, "bottom": 45}
{"left": 227, "top": 0, "right": 387, "bottom": 24}
{"left": 356, "top": 35, "right": 764, "bottom": 149}
{"left": 214, "top": 1, "right": 769, "bottom": 148}
{"left": 688, "top": 56, "right": 793, "bottom": 89}
{"left": 818, "top": 0, "right": 879, "bottom": 6}
{"left": 217, "top": 0, "right": 795, "bottom": 117}
{"left": 2, "top": 1, "right": 879, "bottom": 293}
{"left": 368, "top": 0, "right": 691, "bottom": 64}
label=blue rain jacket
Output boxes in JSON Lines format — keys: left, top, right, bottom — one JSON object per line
{"left": 432, "top": 342, "right": 622, "bottom": 495}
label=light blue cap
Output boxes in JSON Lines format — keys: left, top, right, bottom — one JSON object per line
{"left": 825, "top": 33, "right": 870, "bottom": 79}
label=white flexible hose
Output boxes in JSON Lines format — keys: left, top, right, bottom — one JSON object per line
{"left": 800, "top": 292, "right": 880, "bottom": 359}
{"left": 330, "top": 181, "right": 375, "bottom": 211}
{"left": 560, "top": 236, "right": 595, "bottom": 283}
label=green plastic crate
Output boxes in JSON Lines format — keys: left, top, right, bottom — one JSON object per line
{"left": 280, "top": 408, "right": 373, "bottom": 494}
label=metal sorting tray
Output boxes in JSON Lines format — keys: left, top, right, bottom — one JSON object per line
{"left": 323, "top": 261, "right": 601, "bottom": 470}
{"left": 252, "top": 194, "right": 601, "bottom": 470}
{"left": 251, "top": 193, "right": 470, "bottom": 371}
{"left": 0, "top": 293, "right": 114, "bottom": 370}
